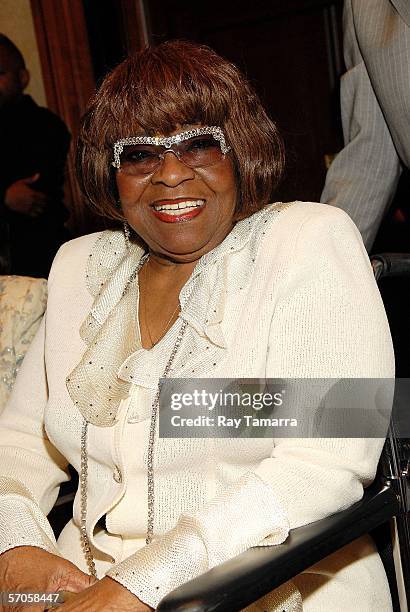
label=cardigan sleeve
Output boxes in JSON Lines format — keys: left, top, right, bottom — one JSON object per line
{"left": 0, "top": 314, "right": 70, "bottom": 557}
{"left": 254, "top": 206, "right": 394, "bottom": 528}
{"left": 0, "top": 234, "right": 101, "bottom": 559}
{"left": 107, "top": 206, "right": 394, "bottom": 609}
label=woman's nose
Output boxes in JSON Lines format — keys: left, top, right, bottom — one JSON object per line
{"left": 151, "top": 150, "right": 195, "bottom": 186}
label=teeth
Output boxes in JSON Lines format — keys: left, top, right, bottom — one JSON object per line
{"left": 156, "top": 207, "right": 198, "bottom": 216}
{"left": 154, "top": 200, "right": 204, "bottom": 212}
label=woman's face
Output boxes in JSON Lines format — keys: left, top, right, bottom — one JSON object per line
{"left": 115, "top": 125, "right": 238, "bottom": 264}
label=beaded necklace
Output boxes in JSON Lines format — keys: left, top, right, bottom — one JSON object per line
{"left": 79, "top": 256, "right": 188, "bottom": 576}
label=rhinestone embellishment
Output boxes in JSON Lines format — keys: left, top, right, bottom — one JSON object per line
{"left": 112, "top": 126, "right": 231, "bottom": 169}
{"left": 78, "top": 319, "right": 188, "bottom": 574}
{"left": 146, "top": 319, "right": 188, "bottom": 544}
{"left": 80, "top": 420, "right": 97, "bottom": 577}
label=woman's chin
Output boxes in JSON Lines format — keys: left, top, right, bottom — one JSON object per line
{"left": 149, "top": 239, "right": 214, "bottom": 263}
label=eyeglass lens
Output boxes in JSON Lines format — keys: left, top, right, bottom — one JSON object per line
{"left": 119, "top": 135, "right": 225, "bottom": 175}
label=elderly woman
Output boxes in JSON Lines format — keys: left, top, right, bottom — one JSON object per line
{"left": 0, "top": 41, "right": 394, "bottom": 611}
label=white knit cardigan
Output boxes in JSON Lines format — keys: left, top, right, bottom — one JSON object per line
{"left": 0, "top": 202, "right": 394, "bottom": 611}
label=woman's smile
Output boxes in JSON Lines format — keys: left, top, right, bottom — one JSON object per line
{"left": 116, "top": 129, "right": 237, "bottom": 262}
{"left": 150, "top": 197, "right": 206, "bottom": 222}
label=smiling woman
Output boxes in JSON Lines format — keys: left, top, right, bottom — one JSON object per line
{"left": 115, "top": 123, "right": 237, "bottom": 267}
{"left": 0, "top": 40, "right": 395, "bottom": 612}
{"left": 76, "top": 41, "right": 285, "bottom": 350}
{"left": 76, "top": 40, "right": 284, "bottom": 221}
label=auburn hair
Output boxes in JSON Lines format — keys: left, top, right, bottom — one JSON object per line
{"left": 76, "top": 40, "right": 284, "bottom": 220}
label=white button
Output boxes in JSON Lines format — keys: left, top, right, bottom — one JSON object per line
{"left": 113, "top": 466, "right": 122, "bottom": 483}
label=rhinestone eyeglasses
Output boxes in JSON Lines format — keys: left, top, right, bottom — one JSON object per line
{"left": 112, "top": 126, "right": 231, "bottom": 176}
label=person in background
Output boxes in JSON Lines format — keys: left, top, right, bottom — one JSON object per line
{"left": 0, "top": 34, "right": 71, "bottom": 278}
{"left": 321, "top": 0, "right": 410, "bottom": 252}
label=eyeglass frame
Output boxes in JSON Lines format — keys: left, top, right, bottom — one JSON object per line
{"left": 111, "top": 126, "right": 231, "bottom": 172}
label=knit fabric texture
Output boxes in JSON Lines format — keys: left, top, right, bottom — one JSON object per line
{"left": 0, "top": 202, "right": 394, "bottom": 611}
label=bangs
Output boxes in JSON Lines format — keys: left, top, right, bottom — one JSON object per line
{"left": 98, "top": 41, "right": 235, "bottom": 148}
{"left": 77, "top": 40, "right": 284, "bottom": 221}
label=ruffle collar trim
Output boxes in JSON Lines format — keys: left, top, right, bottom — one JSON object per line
{"left": 66, "top": 202, "right": 292, "bottom": 426}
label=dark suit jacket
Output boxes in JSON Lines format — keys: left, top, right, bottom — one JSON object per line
{"left": 0, "top": 95, "right": 70, "bottom": 277}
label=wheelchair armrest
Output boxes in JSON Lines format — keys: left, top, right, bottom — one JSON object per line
{"left": 371, "top": 253, "right": 410, "bottom": 281}
{"left": 157, "top": 483, "right": 399, "bottom": 611}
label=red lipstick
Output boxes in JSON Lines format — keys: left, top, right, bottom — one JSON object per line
{"left": 151, "top": 199, "right": 205, "bottom": 223}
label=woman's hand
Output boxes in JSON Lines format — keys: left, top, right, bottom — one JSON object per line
{"left": 0, "top": 546, "right": 96, "bottom": 611}
{"left": 58, "top": 576, "right": 152, "bottom": 611}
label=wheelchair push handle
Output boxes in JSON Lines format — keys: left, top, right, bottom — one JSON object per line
{"left": 371, "top": 253, "right": 410, "bottom": 281}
